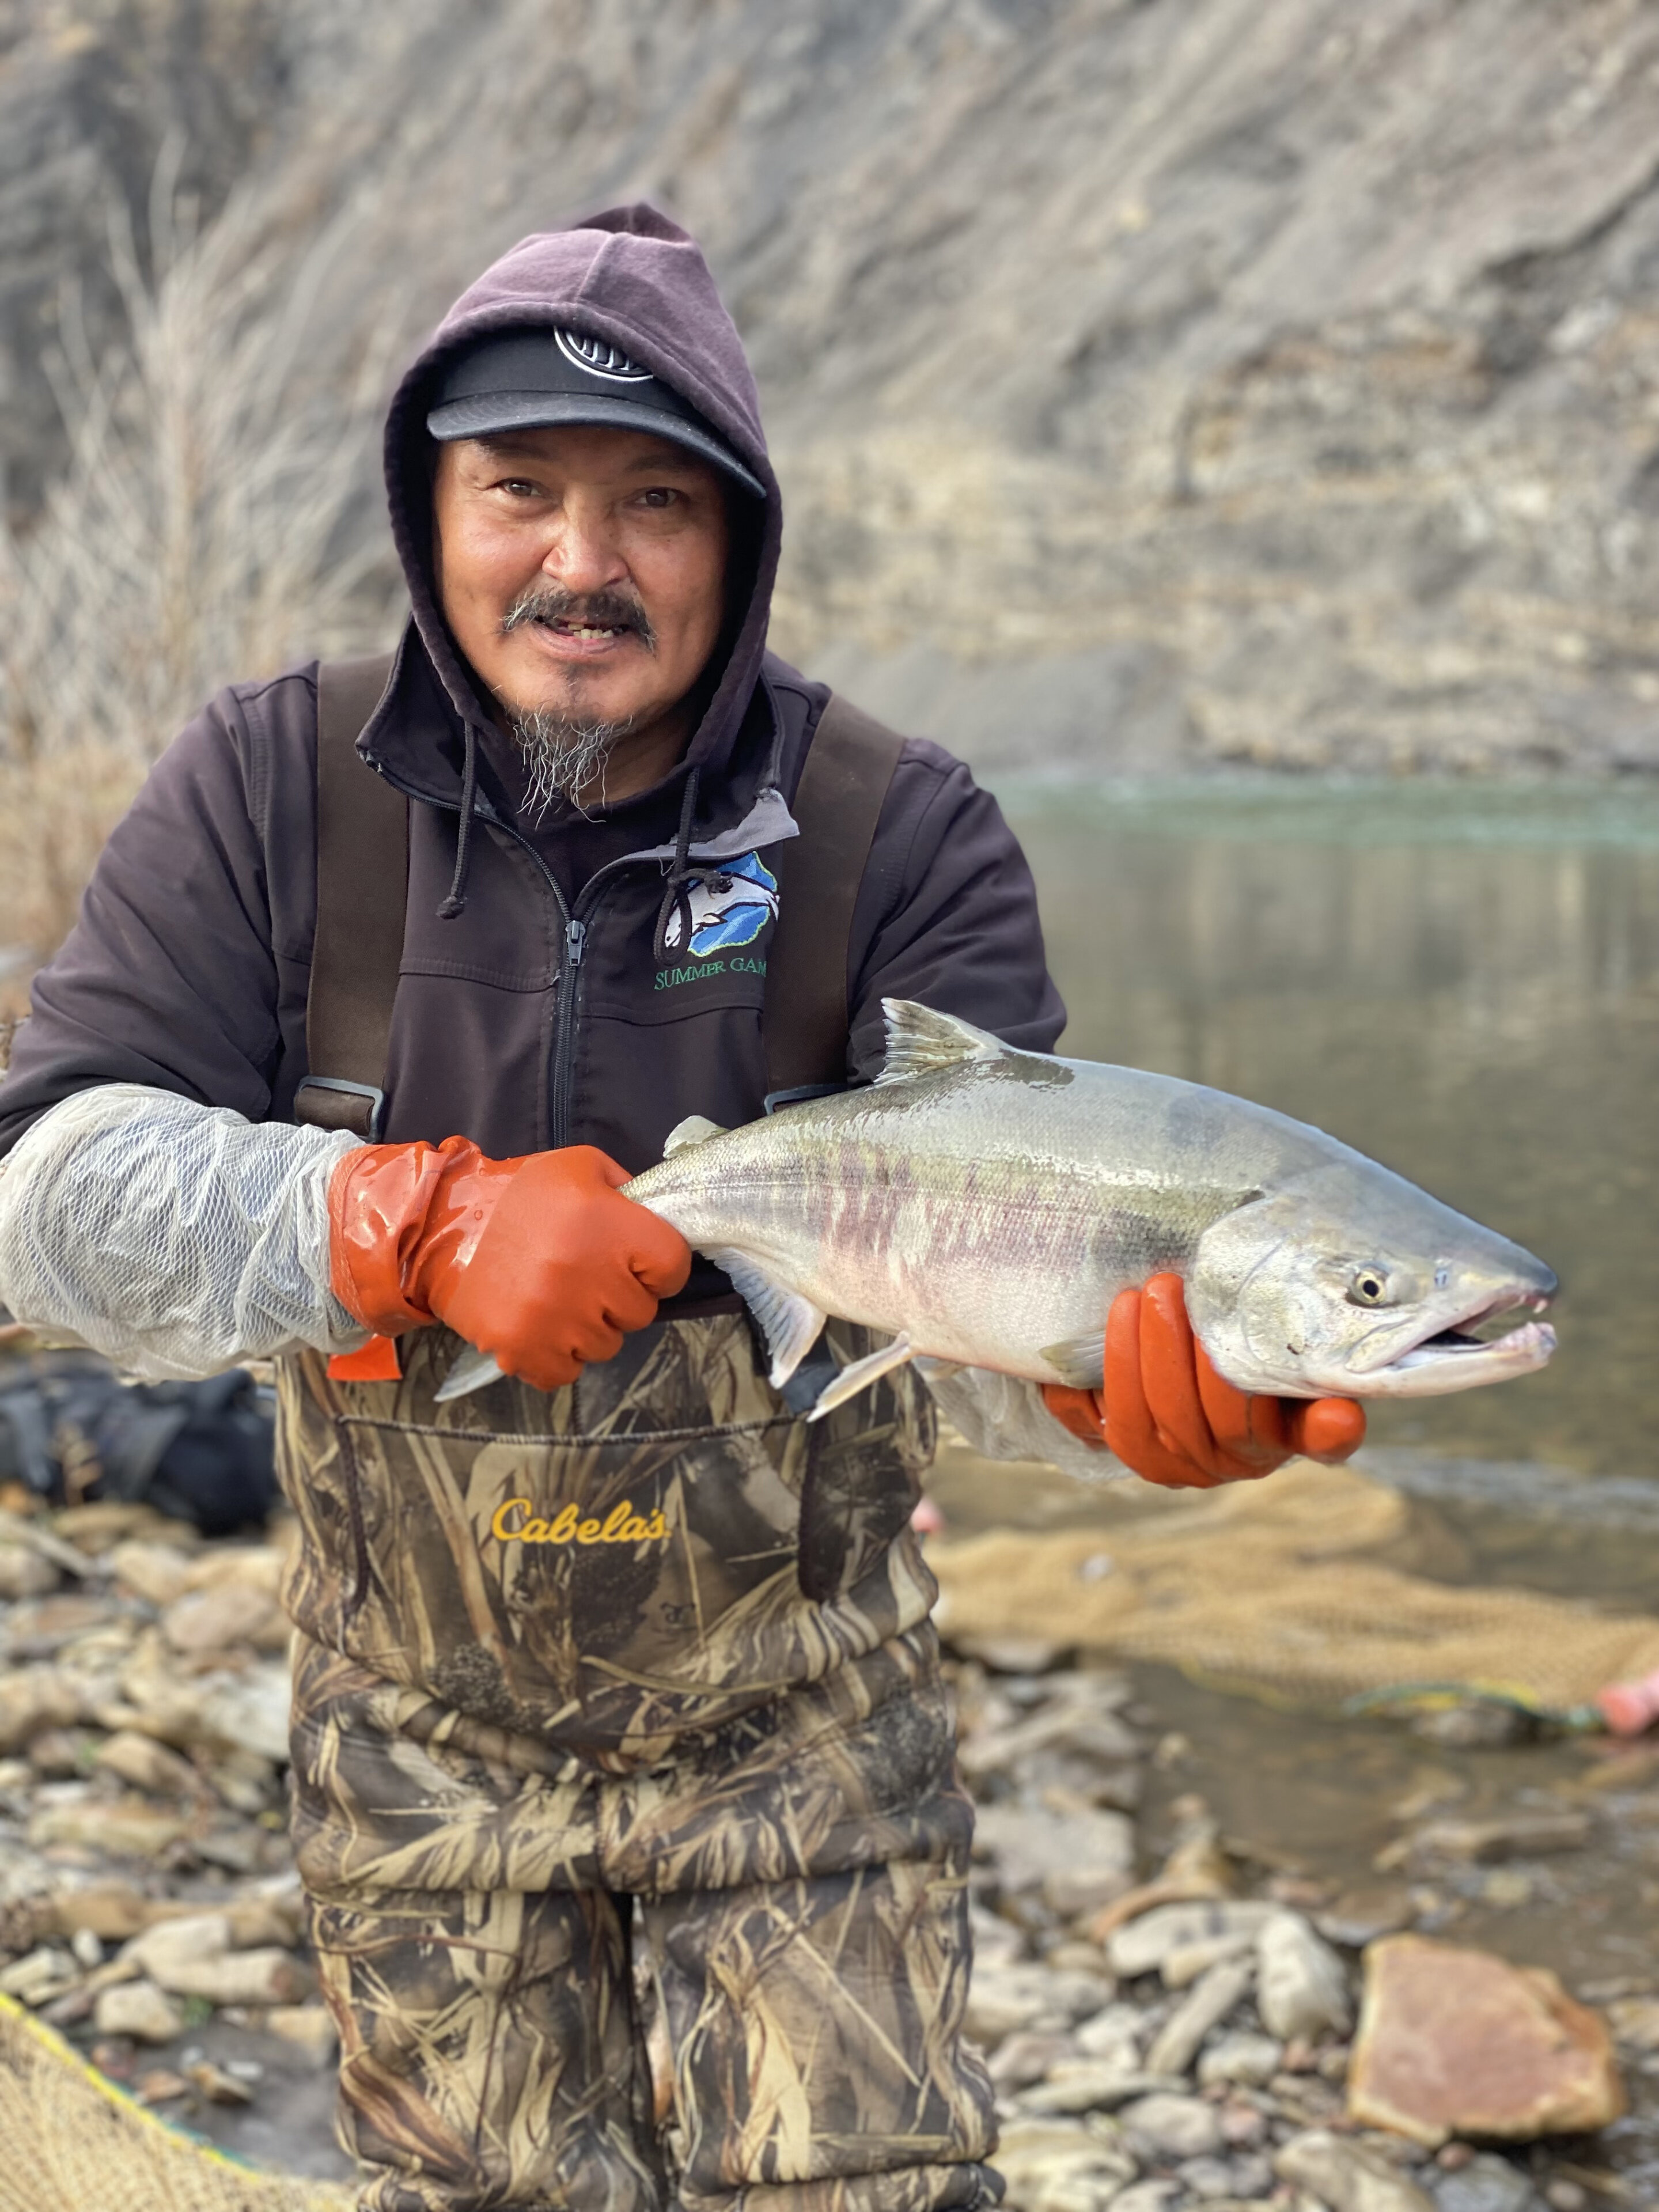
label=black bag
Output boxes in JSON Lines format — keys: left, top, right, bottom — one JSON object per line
{"left": 0, "top": 1353, "right": 278, "bottom": 1535}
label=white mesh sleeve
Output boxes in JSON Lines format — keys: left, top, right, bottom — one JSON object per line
{"left": 921, "top": 1361, "right": 1128, "bottom": 1484}
{"left": 0, "top": 1084, "right": 369, "bottom": 1379}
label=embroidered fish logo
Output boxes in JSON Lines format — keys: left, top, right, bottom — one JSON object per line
{"left": 663, "top": 851, "right": 779, "bottom": 959}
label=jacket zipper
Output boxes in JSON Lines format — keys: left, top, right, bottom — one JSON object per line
{"left": 365, "top": 757, "right": 635, "bottom": 1151}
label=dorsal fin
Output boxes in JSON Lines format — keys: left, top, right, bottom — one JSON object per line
{"left": 663, "top": 1114, "right": 728, "bottom": 1156}
{"left": 875, "top": 999, "right": 1013, "bottom": 1087}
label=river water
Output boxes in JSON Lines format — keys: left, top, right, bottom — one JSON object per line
{"left": 1004, "top": 777, "right": 1659, "bottom": 1481}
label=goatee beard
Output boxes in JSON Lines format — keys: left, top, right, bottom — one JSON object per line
{"left": 507, "top": 703, "right": 635, "bottom": 821}
{"left": 498, "top": 581, "right": 653, "bottom": 820}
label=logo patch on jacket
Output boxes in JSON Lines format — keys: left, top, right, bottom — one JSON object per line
{"left": 491, "top": 1498, "right": 669, "bottom": 1547}
{"left": 662, "top": 851, "right": 779, "bottom": 959}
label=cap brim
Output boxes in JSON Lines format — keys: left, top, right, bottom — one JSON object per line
{"left": 425, "top": 391, "right": 765, "bottom": 498}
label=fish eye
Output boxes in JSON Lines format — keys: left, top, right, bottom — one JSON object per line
{"left": 1348, "top": 1266, "right": 1390, "bottom": 1306}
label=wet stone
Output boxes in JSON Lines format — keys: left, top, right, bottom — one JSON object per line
{"left": 1118, "top": 2090, "right": 1226, "bottom": 2160}
{"left": 1257, "top": 1911, "right": 1352, "bottom": 2042}
{"left": 1431, "top": 2153, "right": 1547, "bottom": 2212}
{"left": 1198, "top": 2031, "right": 1283, "bottom": 2089}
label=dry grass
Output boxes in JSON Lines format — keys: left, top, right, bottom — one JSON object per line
{"left": 0, "top": 141, "right": 402, "bottom": 1009}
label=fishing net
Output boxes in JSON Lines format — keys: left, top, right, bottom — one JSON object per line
{"left": 928, "top": 1455, "right": 1659, "bottom": 1721}
{"left": 0, "top": 1994, "right": 353, "bottom": 2212}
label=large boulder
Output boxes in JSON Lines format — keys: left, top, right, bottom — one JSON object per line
{"left": 1347, "top": 1934, "right": 1623, "bottom": 2146}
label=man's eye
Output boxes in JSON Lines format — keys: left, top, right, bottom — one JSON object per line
{"left": 638, "top": 487, "right": 679, "bottom": 509}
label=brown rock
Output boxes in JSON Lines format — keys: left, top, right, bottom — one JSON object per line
{"left": 1407, "top": 1811, "right": 1592, "bottom": 1866}
{"left": 0, "top": 1665, "right": 82, "bottom": 1753}
{"left": 94, "top": 1730, "right": 200, "bottom": 1798}
{"left": 1347, "top": 1935, "right": 1624, "bottom": 2146}
{"left": 265, "top": 2004, "right": 339, "bottom": 2068}
{"left": 0, "top": 1543, "right": 60, "bottom": 1600}
{"left": 28, "top": 1794, "right": 191, "bottom": 1859}
{"left": 51, "top": 1887, "right": 195, "bottom": 1942}
{"left": 161, "top": 1581, "right": 284, "bottom": 1656}
{"left": 107, "top": 1540, "right": 194, "bottom": 1610}
{"left": 185, "top": 2059, "right": 255, "bottom": 2105}
{"left": 93, "top": 1978, "right": 185, "bottom": 2045}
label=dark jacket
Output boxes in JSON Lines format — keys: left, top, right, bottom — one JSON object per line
{"left": 0, "top": 206, "right": 1065, "bottom": 1317}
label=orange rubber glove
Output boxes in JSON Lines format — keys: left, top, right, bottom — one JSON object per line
{"left": 327, "top": 1138, "right": 692, "bottom": 1394}
{"left": 1041, "top": 1272, "right": 1365, "bottom": 1490}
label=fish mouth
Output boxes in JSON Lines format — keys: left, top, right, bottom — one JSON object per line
{"left": 1350, "top": 1282, "right": 1557, "bottom": 1398}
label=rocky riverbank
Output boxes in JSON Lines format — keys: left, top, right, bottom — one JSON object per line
{"left": 1, "top": 1498, "right": 1654, "bottom": 2208}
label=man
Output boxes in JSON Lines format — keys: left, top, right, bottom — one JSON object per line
{"left": 0, "top": 207, "right": 1360, "bottom": 2211}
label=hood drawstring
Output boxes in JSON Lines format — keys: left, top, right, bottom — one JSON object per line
{"left": 437, "top": 720, "right": 481, "bottom": 920}
{"left": 652, "top": 766, "right": 735, "bottom": 962}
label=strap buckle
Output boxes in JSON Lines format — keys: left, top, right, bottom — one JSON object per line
{"left": 294, "top": 1077, "right": 387, "bottom": 1142}
{"left": 763, "top": 1082, "right": 848, "bottom": 1116}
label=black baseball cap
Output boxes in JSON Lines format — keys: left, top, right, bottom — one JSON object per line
{"left": 426, "top": 327, "right": 765, "bottom": 498}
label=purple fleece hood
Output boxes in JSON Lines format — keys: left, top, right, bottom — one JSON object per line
{"left": 382, "top": 204, "right": 781, "bottom": 782}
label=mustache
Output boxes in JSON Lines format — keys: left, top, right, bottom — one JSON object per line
{"left": 499, "top": 584, "right": 657, "bottom": 652}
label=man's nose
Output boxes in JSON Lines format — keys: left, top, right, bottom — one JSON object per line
{"left": 539, "top": 507, "right": 628, "bottom": 596}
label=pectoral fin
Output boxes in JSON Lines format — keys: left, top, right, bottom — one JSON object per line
{"left": 807, "top": 1334, "right": 915, "bottom": 1422}
{"left": 435, "top": 1344, "right": 505, "bottom": 1403}
{"left": 1039, "top": 1333, "right": 1106, "bottom": 1391}
{"left": 664, "top": 1114, "right": 728, "bottom": 1155}
{"left": 706, "top": 1246, "right": 826, "bottom": 1388}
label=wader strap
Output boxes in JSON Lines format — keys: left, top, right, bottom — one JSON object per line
{"left": 294, "top": 652, "right": 402, "bottom": 1141}
{"left": 763, "top": 693, "right": 905, "bottom": 1098}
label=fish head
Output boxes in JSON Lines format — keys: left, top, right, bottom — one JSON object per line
{"left": 1185, "top": 1164, "right": 1557, "bottom": 1400}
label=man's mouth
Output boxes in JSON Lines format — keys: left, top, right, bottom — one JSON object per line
{"left": 501, "top": 588, "right": 655, "bottom": 652}
{"left": 539, "top": 617, "right": 632, "bottom": 642}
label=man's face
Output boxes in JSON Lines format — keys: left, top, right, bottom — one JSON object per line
{"left": 433, "top": 423, "right": 731, "bottom": 779}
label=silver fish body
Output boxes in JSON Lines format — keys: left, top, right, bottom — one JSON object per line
{"left": 436, "top": 1001, "right": 1556, "bottom": 1410}
{"left": 623, "top": 1002, "right": 1556, "bottom": 1408}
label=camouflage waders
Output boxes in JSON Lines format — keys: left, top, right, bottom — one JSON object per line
{"left": 276, "top": 1316, "right": 999, "bottom": 2212}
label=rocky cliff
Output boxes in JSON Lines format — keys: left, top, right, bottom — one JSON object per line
{"left": 3, "top": 0, "right": 1658, "bottom": 775}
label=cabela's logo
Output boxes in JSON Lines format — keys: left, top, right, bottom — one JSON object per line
{"left": 492, "top": 1498, "right": 669, "bottom": 1547}
{"left": 662, "top": 851, "right": 779, "bottom": 959}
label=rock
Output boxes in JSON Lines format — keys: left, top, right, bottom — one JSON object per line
{"left": 1176, "top": 2153, "right": 1257, "bottom": 2200}
{"left": 1406, "top": 1812, "right": 1592, "bottom": 1867}
{"left": 974, "top": 1802, "right": 1135, "bottom": 1918}
{"left": 991, "top": 2116, "right": 1137, "bottom": 2212}
{"left": 1161, "top": 1929, "right": 1258, "bottom": 1987}
{"left": 107, "top": 1541, "right": 194, "bottom": 1610}
{"left": 0, "top": 1945, "right": 79, "bottom": 2006}
{"left": 1347, "top": 1936, "right": 1624, "bottom": 2146}
{"left": 1198, "top": 2031, "right": 1283, "bottom": 2089}
{"left": 0, "top": 1544, "right": 60, "bottom": 1600}
{"left": 161, "top": 1581, "right": 284, "bottom": 1656}
{"left": 185, "top": 2058, "right": 255, "bottom": 2105}
{"left": 0, "top": 1665, "right": 83, "bottom": 1753}
{"left": 125, "top": 1910, "right": 233, "bottom": 1979}
{"left": 28, "top": 1794, "right": 191, "bottom": 1859}
{"left": 26, "top": 1727, "right": 97, "bottom": 1778}
{"left": 1604, "top": 1994, "right": 1659, "bottom": 2052}
{"left": 133, "top": 2067, "right": 192, "bottom": 2104}
{"left": 1275, "top": 2128, "right": 1435, "bottom": 2212}
{"left": 1106, "top": 1901, "right": 1276, "bottom": 1980}
{"left": 1103, "top": 2187, "right": 1182, "bottom": 2212}
{"left": 1118, "top": 2091, "right": 1225, "bottom": 2160}
{"left": 963, "top": 1960, "right": 1114, "bottom": 2045}
{"left": 50, "top": 1885, "right": 183, "bottom": 1942}
{"left": 1433, "top": 2153, "right": 1545, "bottom": 2212}
{"left": 92, "top": 1978, "right": 184, "bottom": 2044}
{"left": 68, "top": 1926, "right": 103, "bottom": 1969}
{"left": 94, "top": 1730, "right": 200, "bottom": 1798}
{"left": 1021, "top": 2062, "right": 1184, "bottom": 2114}
{"left": 161, "top": 1947, "right": 311, "bottom": 2006}
{"left": 1257, "top": 1912, "right": 1353, "bottom": 2041}
{"left": 987, "top": 2029, "right": 1077, "bottom": 2090}
{"left": 1074, "top": 2001, "right": 1146, "bottom": 2067}
{"left": 1317, "top": 1885, "right": 1418, "bottom": 1949}
{"left": 1144, "top": 1955, "right": 1255, "bottom": 2078}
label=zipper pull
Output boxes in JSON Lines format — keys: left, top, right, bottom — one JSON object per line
{"left": 565, "top": 918, "right": 586, "bottom": 969}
